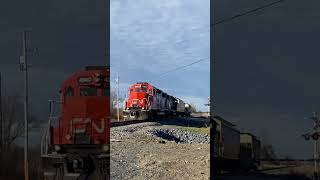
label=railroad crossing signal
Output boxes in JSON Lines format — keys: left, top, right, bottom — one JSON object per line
{"left": 302, "top": 132, "right": 320, "bottom": 141}
{"left": 302, "top": 112, "right": 320, "bottom": 180}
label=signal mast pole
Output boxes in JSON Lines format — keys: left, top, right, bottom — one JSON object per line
{"left": 313, "top": 112, "right": 318, "bottom": 180}
{"left": 0, "top": 73, "right": 2, "bottom": 151}
{"left": 20, "top": 30, "right": 29, "bottom": 180}
{"left": 116, "top": 74, "right": 120, "bottom": 122}
{"left": 204, "top": 97, "right": 210, "bottom": 118}
{"left": 302, "top": 112, "right": 320, "bottom": 180}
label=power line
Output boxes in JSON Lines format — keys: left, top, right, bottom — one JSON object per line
{"left": 117, "top": 0, "right": 286, "bottom": 81}
{"left": 155, "top": 0, "right": 285, "bottom": 78}
{"left": 158, "top": 57, "right": 209, "bottom": 77}
{"left": 212, "top": 0, "right": 285, "bottom": 26}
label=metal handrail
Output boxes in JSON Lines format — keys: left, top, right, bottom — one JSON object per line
{"left": 40, "top": 100, "right": 57, "bottom": 156}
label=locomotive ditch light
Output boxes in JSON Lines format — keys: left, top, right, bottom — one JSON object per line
{"left": 65, "top": 134, "right": 71, "bottom": 140}
{"left": 73, "top": 160, "right": 79, "bottom": 169}
{"left": 54, "top": 145, "right": 61, "bottom": 152}
{"left": 102, "top": 145, "right": 109, "bottom": 152}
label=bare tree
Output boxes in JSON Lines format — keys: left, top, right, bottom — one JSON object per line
{"left": 110, "top": 90, "right": 124, "bottom": 119}
{"left": 261, "top": 143, "right": 277, "bottom": 161}
{"left": 1, "top": 96, "right": 35, "bottom": 151}
{"left": 110, "top": 90, "right": 116, "bottom": 118}
{"left": 190, "top": 103, "right": 197, "bottom": 113}
{"left": 0, "top": 96, "right": 37, "bottom": 178}
{"left": 259, "top": 129, "right": 277, "bottom": 161}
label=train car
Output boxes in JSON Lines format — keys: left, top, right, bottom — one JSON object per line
{"left": 239, "top": 133, "right": 261, "bottom": 170}
{"left": 213, "top": 114, "right": 262, "bottom": 173}
{"left": 41, "top": 66, "right": 110, "bottom": 180}
{"left": 176, "top": 98, "right": 185, "bottom": 116}
{"left": 184, "top": 103, "right": 192, "bottom": 116}
{"left": 213, "top": 115, "right": 241, "bottom": 172}
{"left": 123, "top": 82, "right": 189, "bottom": 120}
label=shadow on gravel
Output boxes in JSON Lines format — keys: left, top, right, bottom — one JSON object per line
{"left": 152, "top": 130, "right": 183, "bottom": 143}
{"left": 154, "top": 117, "right": 210, "bottom": 128}
{"left": 215, "top": 171, "right": 312, "bottom": 180}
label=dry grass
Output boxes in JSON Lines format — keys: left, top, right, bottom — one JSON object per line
{"left": 260, "top": 161, "right": 316, "bottom": 179}
{"left": 111, "top": 107, "right": 125, "bottom": 120}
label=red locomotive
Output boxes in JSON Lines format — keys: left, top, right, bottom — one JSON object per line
{"left": 123, "top": 82, "right": 191, "bottom": 120}
{"left": 41, "top": 66, "right": 110, "bottom": 180}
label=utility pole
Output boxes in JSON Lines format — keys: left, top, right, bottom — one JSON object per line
{"left": 313, "top": 112, "right": 319, "bottom": 180}
{"left": 207, "top": 97, "right": 210, "bottom": 117}
{"left": 123, "top": 93, "right": 127, "bottom": 121}
{"left": 116, "top": 74, "right": 120, "bottom": 122}
{"left": 204, "top": 97, "right": 210, "bottom": 118}
{"left": 19, "top": 30, "right": 29, "bottom": 180}
{"left": 0, "top": 72, "right": 2, "bottom": 152}
{"left": 302, "top": 112, "right": 320, "bottom": 180}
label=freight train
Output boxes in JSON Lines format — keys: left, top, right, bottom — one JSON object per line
{"left": 41, "top": 66, "right": 110, "bottom": 180}
{"left": 123, "top": 82, "right": 192, "bottom": 120}
{"left": 213, "top": 115, "right": 261, "bottom": 173}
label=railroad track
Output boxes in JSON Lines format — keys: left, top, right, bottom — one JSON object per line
{"left": 110, "top": 116, "right": 210, "bottom": 128}
{"left": 110, "top": 119, "right": 154, "bottom": 127}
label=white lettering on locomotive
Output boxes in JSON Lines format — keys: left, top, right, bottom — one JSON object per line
{"left": 70, "top": 118, "right": 105, "bottom": 134}
{"left": 131, "top": 98, "right": 149, "bottom": 105}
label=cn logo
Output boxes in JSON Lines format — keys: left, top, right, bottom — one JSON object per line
{"left": 70, "top": 118, "right": 105, "bottom": 134}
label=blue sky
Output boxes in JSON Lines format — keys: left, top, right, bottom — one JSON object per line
{"left": 110, "top": 0, "right": 210, "bottom": 111}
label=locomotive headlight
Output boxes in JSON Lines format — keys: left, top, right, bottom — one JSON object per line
{"left": 54, "top": 145, "right": 61, "bottom": 151}
{"left": 65, "top": 134, "right": 71, "bottom": 140}
{"left": 102, "top": 145, "right": 109, "bottom": 152}
{"left": 73, "top": 160, "right": 78, "bottom": 168}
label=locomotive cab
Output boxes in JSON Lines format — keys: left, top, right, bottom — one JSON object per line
{"left": 123, "top": 82, "right": 186, "bottom": 121}
{"left": 126, "top": 83, "right": 152, "bottom": 110}
{"left": 51, "top": 67, "right": 110, "bottom": 148}
{"left": 41, "top": 66, "right": 110, "bottom": 179}
{"left": 123, "top": 82, "right": 155, "bottom": 120}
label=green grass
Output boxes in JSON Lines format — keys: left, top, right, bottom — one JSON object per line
{"left": 179, "top": 126, "right": 210, "bottom": 136}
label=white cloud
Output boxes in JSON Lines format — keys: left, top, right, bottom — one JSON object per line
{"left": 111, "top": 0, "right": 210, "bottom": 72}
{"left": 110, "top": 0, "right": 210, "bottom": 103}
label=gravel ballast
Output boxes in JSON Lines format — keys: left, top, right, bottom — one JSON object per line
{"left": 145, "top": 128, "right": 210, "bottom": 144}
{"left": 110, "top": 120, "right": 210, "bottom": 180}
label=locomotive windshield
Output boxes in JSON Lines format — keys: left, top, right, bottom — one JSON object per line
{"left": 80, "top": 87, "right": 97, "bottom": 96}
{"left": 103, "top": 88, "right": 110, "bottom": 96}
{"left": 65, "top": 86, "right": 74, "bottom": 97}
{"left": 134, "top": 86, "right": 148, "bottom": 93}
{"left": 141, "top": 86, "right": 148, "bottom": 92}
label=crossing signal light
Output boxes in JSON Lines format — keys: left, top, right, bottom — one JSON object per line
{"left": 302, "top": 134, "right": 311, "bottom": 141}
{"left": 312, "top": 133, "right": 320, "bottom": 141}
